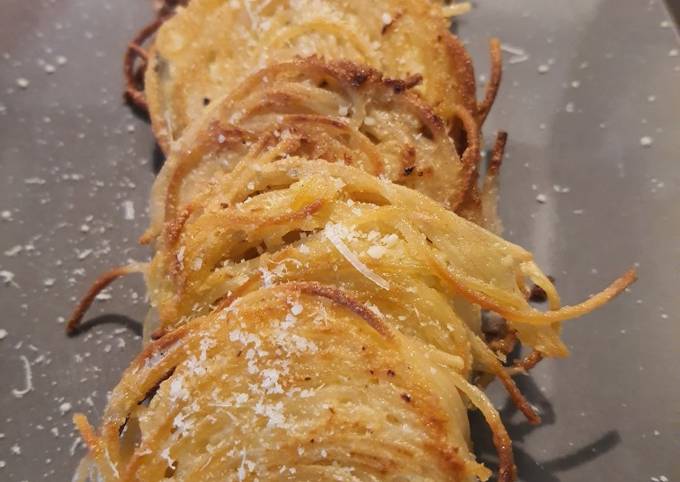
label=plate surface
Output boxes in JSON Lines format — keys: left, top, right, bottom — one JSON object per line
{"left": 0, "top": 1, "right": 678, "bottom": 480}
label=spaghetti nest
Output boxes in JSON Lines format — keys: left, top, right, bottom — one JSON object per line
{"left": 142, "top": 0, "right": 480, "bottom": 151}
{"left": 68, "top": 2, "right": 637, "bottom": 481}
{"left": 142, "top": 156, "right": 633, "bottom": 356}
{"left": 75, "top": 284, "right": 499, "bottom": 481}
{"left": 70, "top": 156, "right": 634, "bottom": 481}
{"left": 142, "top": 57, "right": 480, "bottom": 243}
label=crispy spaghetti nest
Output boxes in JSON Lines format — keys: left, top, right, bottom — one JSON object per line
{"left": 144, "top": 0, "right": 479, "bottom": 152}
{"left": 69, "top": 155, "right": 635, "bottom": 481}
{"left": 68, "top": 3, "right": 637, "bottom": 481}
{"left": 74, "top": 283, "right": 508, "bottom": 481}
{"left": 142, "top": 57, "right": 479, "bottom": 244}
{"left": 143, "top": 156, "right": 633, "bottom": 355}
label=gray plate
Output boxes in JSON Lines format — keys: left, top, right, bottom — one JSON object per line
{"left": 0, "top": 1, "right": 678, "bottom": 481}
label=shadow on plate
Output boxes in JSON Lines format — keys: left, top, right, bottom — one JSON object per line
{"left": 151, "top": 142, "right": 165, "bottom": 174}
{"left": 67, "top": 313, "right": 143, "bottom": 338}
{"left": 122, "top": 97, "right": 165, "bottom": 174}
{"left": 470, "top": 375, "right": 621, "bottom": 481}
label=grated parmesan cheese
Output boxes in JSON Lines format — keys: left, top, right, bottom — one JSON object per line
{"left": 169, "top": 378, "right": 189, "bottom": 401}
{"left": 259, "top": 267, "right": 276, "bottom": 287}
{"left": 324, "top": 223, "right": 390, "bottom": 290}
{"left": 12, "top": 355, "right": 33, "bottom": 398}
{"left": 122, "top": 200, "right": 135, "bottom": 220}
{"left": 0, "top": 270, "right": 16, "bottom": 286}
{"left": 367, "top": 245, "right": 387, "bottom": 259}
{"left": 4, "top": 245, "right": 22, "bottom": 257}
{"left": 176, "top": 246, "right": 186, "bottom": 264}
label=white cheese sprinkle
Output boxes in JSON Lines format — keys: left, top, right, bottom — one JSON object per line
{"left": 0, "top": 270, "right": 16, "bottom": 286}
{"left": 12, "top": 356, "right": 33, "bottom": 398}
{"left": 324, "top": 223, "right": 390, "bottom": 290}
{"left": 169, "top": 378, "right": 189, "bottom": 401}
{"left": 639, "top": 136, "right": 653, "bottom": 147}
{"left": 367, "top": 245, "right": 387, "bottom": 259}
{"left": 77, "top": 249, "right": 92, "bottom": 260}
{"left": 122, "top": 200, "right": 135, "bottom": 220}
{"left": 4, "top": 245, "right": 22, "bottom": 257}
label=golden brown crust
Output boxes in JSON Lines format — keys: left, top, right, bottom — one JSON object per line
{"left": 476, "top": 38, "right": 503, "bottom": 125}
{"left": 143, "top": 45, "right": 171, "bottom": 149}
{"left": 290, "top": 281, "right": 390, "bottom": 337}
{"left": 75, "top": 284, "right": 489, "bottom": 481}
{"left": 123, "top": 0, "right": 189, "bottom": 113}
{"left": 144, "top": 0, "right": 480, "bottom": 153}
{"left": 442, "top": 31, "right": 478, "bottom": 119}
{"left": 142, "top": 57, "right": 475, "bottom": 246}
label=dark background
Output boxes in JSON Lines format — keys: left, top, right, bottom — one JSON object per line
{"left": 0, "top": 1, "right": 678, "bottom": 480}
